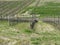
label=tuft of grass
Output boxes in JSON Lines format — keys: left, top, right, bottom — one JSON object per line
{"left": 24, "top": 29, "right": 33, "bottom": 34}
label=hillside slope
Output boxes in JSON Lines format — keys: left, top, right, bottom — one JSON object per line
{"left": 0, "top": 21, "right": 60, "bottom": 45}
{"left": 30, "top": 0, "right": 60, "bottom": 6}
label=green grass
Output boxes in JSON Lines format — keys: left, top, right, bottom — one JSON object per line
{"left": 0, "top": 21, "right": 60, "bottom": 45}
{"left": 22, "top": 2, "right": 60, "bottom": 18}
{"left": 0, "top": 2, "right": 60, "bottom": 45}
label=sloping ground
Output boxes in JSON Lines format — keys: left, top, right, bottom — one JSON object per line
{"left": 0, "top": 21, "right": 60, "bottom": 45}
{"left": 0, "top": 0, "right": 35, "bottom": 17}
{"left": 23, "top": 2, "right": 60, "bottom": 18}
{"left": 30, "top": 0, "right": 60, "bottom": 6}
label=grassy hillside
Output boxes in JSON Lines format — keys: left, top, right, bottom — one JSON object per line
{"left": 24, "top": 2, "right": 60, "bottom": 18}
{"left": 0, "top": 1, "right": 60, "bottom": 45}
{"left": 0, "top": 21, "right": 60, "bottom": 45}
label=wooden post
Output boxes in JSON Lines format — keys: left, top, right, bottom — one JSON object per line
{"left": 8, "top": 16, "right": 10, "bottom": 26}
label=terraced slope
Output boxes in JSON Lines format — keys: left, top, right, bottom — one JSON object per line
{"left": 0, "top": 0, "right": 35, "bottom": 17}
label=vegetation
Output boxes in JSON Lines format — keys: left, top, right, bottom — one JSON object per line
{"left": 0, "top": 0, "right": 35, "bottom": 16}
{"left": 23, "top": 2, "right": 60, "bottom": 18}
{"left": 0, "top": 20, "right": 60, "bottom": 45}
{"left": 0, "top": 1, "right": 60, "bottom": 45}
